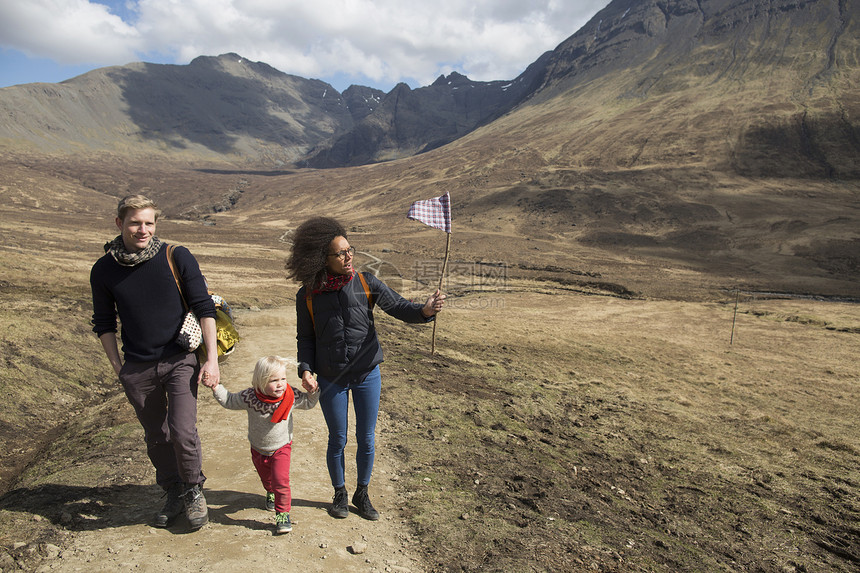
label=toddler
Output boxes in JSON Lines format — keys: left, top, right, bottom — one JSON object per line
{"left": 205, "top": 355, "right": 319, "bottom": 534}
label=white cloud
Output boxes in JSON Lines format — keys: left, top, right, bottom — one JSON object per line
{"left": 0, "top": 0, "right": 143, "bottom": 64}
{"left": 0, "top": 0, "right": 608, "bottom": 90}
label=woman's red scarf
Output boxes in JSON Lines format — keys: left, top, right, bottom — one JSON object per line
{"left": 254, "top": 386, "right": 295, "bottom": 424}
{"left": 312, "top": 271, "right": 354, "bottom": 294}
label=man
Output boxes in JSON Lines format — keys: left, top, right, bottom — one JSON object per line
{"left": 90, "top": 194, "right": 219, "bottom": 530}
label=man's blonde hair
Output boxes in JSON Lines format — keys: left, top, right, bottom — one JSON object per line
{"left": 251, "top": 355, "right": 291, "bottom": 393}
{"left": 117, "top": 194, "right": 162, "bottom": 221}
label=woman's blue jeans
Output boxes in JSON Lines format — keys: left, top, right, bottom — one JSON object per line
{"left": 317, "top": 365, "right": 381, "bottom": 489}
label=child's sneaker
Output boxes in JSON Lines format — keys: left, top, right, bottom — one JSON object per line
{"left": 275, "top": 512, "right": 292, "bottom": 534}
{"left": 265, "top": 492, "right": 276, "bottom": 511}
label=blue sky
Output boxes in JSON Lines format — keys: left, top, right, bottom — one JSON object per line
{"left": 0, "top": 1, "right": 606, "bottom": 93}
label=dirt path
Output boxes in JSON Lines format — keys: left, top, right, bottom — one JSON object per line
{"left": 42, "top": 308, "right": 424, "bottom": 573}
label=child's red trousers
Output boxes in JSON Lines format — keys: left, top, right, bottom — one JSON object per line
{"left": 251, "top": 442, "right": 292, "bottom": 513}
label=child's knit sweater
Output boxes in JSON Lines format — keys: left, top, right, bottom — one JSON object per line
{"left": 213, "top": 384, "right": 319, "bottom": 455}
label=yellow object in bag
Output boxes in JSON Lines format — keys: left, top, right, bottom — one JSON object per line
{"left": 197, "top": 306, "right": 240, "bottom": 360}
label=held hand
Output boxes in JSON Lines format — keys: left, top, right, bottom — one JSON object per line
{"left": 199, "top": 359, "right": 220, "bottom": 388}
{"left": 301, "top": 371, "right": 318, "bottom": 393}
{"left": 422, "top": 289, "right": 446, "bottom": 317}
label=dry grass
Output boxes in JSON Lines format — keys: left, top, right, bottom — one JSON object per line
{"left": 377, "top": 291, "right": 859, "bottom": 571}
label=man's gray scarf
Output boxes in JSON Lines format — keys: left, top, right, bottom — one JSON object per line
{"left": 105, "top": 235, "right": 164, "bottom": 267}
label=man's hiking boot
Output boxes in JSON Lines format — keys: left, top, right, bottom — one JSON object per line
{"left": 329, "top": 486, "right": 349, "bottom": 519}
{"left": 183, "top": 484, "right": 209, "bottom": 530}
{"left": 275, "top": 512, "right": 292, "bottom": 534}
{"left": 352, "top": 485, "right": 379, "bottom": 521}
{"left": 153, "top": 482, "right": 184, "bottom": 528}
{"left": 265, "top": 491, "right": 276, "bottom": 511}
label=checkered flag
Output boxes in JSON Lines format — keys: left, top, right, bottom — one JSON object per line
{"left": 406, "top": 192, "right": 452, "bottom": 355}
{"left": 407, "top": 192, "right": 451, "bottom": 233}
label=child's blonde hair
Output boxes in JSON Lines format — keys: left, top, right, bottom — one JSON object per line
{"left": 251, "top": 355, "right": 292, "bottom": 393}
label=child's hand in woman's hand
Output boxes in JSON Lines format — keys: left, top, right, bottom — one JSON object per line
{"left": 301, "top": 371, "right": 318, "bottom": 392}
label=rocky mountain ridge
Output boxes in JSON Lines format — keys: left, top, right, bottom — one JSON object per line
{"left": 305, "top": 54, "right": 552, "bottom": 167}
{"left": 0, "top": 0, "right": 857, "bottom": 177}
{"left": 0, "top": 51, "right": 546, "bottom": 167}
{"left": 0, "top": 53, "right": 353, "bottom": 163}
{"left": 495, "top": 0, "right": 859, "bottom": 179}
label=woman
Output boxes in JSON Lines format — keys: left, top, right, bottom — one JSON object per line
{"left": 286, "top": 216, "right": 445, "bottom": 520}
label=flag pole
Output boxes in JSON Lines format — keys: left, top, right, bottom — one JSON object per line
{"left": 431, "top": 231, "right": 451, "bottom": 355}
{"left": 730, "top": 289, "right": 739, "bottom": 345}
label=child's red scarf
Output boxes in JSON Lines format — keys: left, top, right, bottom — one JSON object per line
{"left": 254, "top": 386, "right": 295, "bottom": 423}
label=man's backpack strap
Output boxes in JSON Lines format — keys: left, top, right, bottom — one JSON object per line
{"left": 165, "top": 244, "right": 189, "bottom": 311}
{"left": 305, "top": 272, "right": 374, "bottom": 333}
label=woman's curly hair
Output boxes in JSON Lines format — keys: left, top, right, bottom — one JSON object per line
{"left": 285, "top": 216, "right": 348, "bottom": 290}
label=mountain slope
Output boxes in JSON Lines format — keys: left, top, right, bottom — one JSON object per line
{"left": 503, "top": 0, "right": 860, "bottom": 178}
{"left": 304, "top": 0, "right": 859, "bottom": 173}
{"left": 0, "top": 50, "right": 549, "bottom": 167}
{"left": 0, "top": 53, "right": 353, "bottom": 163}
